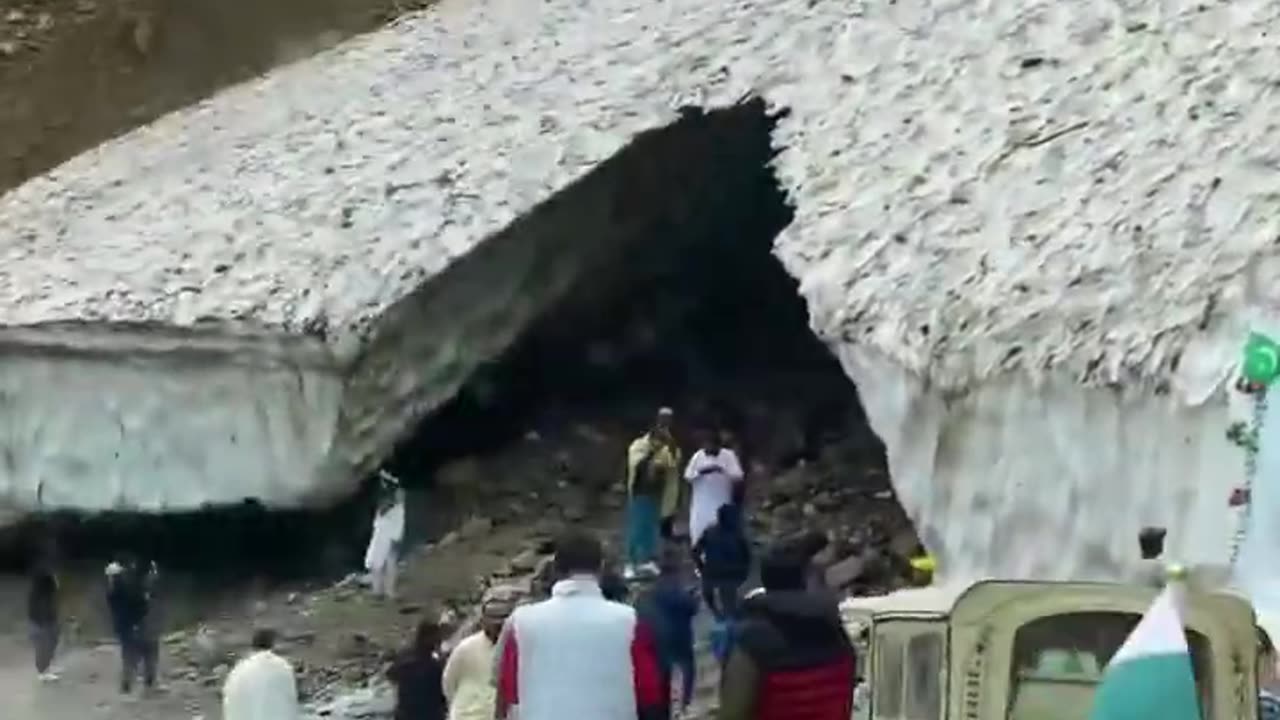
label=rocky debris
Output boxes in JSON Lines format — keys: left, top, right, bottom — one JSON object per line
{"left": 0, "top": 0, "right": 96, "bottom": 62}
{"left": 458, "top": 515, "right": 493, "bottom": 541}
{"left": 296, "top": 544, "right": 553, "bottom": 719}
{"left": 747, "top": 432, "right": 917, "bottom": 594}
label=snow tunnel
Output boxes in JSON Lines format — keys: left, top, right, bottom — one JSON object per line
{"left": 0, "top": 98, "right": 911, "bottom": 579}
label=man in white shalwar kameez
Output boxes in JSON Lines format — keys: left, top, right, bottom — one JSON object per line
{"left": 222, "top": 628, "right": 299, "bottom": 720}
{"left": 365, "top": 474, "right": 406, "bottom": 599}
{"left": 684, "top": 431, "right": 744, "bottom": 546}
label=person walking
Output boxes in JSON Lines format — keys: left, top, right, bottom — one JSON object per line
{"left": 718, "top": 544, "right": 856, "bottom": 720}
{"left": 365, "top": 472, "right": 407, "bottom": 599}
{"left": 140, "top": 559, "right": 163, "bottom": 687}
{"left": 107, "top": 556, "right": 159, "bottom": 694}
{"left": 635, "top": 549, "right": 698, "bottom": 720}
{"left": 693, "top": 503, "right": 752, "bottom": 621}
{"left": 626, "top": 408, "right": 682, "bottom": 579}
{"left": 388, "top": 617, "right": 447, "bottom": 720}
{"left": 28, "top": 558, "right": 60, "bottom": 682}
{"left": 222, "top": 628, "right": 300, "bottom": 720}
{"left": 684, "top": 430, "right": 744, "bottom": 547}
{"left": 442, "top": 591, "right": 515, "bottom": 720}
{"left": 495, "top": 530, "right": 665, "bottom": 720}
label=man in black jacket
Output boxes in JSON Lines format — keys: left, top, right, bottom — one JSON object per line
{"left": 106, "top": 556, "right": 159, "bottom": 694}
{"left": 388, "top": 618, "right": 446, "bottom": 720}
{"left": 693, "top": 503, "right": 752, "bottom": 620}
{"left": 28, "top": 559, "right": 60, "bottom": 682}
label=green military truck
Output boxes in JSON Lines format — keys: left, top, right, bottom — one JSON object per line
{"left": 842, "top": 580, "right": 1258, "bottom": 720}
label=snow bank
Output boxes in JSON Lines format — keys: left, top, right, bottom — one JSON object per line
{"left": 844, "top": 347, "right": 1241, "bottom": 584}
{"left": 764, "top": 0, "right": 1280, "bottom": 592}
{"left": 0, "top": 326, "right": 345, "bottom": 513}
{"left": 771, "top": 0, "right": 1280, "bottom": 391}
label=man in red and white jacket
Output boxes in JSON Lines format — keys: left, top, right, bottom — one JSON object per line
{"left": 494, "top": 531, "right": 665, "bottom": 720}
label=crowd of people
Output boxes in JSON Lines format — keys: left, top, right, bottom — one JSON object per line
{"left": 355, "top": 405, "right": 855, "bottom": 720}
{"left": 21, "top": 406, "right": 860, "bottom": 720}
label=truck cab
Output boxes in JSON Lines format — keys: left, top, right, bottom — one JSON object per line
{"left": 841, "top": 580, "right": 1259, "bottom": 720}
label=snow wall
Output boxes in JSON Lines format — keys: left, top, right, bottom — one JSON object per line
{"left": 759, "top": 0, "right": 1280, "bottom": 626}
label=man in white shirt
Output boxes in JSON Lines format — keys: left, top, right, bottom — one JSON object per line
{"left": 684, "top": 430, "right": 745, "bottom": 547}
{"left": 222, "top": 628, "right": 299, "bottom": 720}
{"left": 365, "top": 473, "right": 406, "bottom": 599}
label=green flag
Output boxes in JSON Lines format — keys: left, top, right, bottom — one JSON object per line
{"left": 1243, "top": 332, "right": 1280, "bottom": 385}
{"left": 1090, "top": 585, "right": 1200, "bottom": 720}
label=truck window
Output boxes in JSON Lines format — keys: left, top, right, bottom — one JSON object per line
{"left": 875, "top": 634, "right": 904, "bottom": 718}
{"left": 874, "top": 627, "right": 944, "bottom": 720}
{"left": 905, "top": 633, "right": 943, "bottom": 720}
{"left": 1007, "top": 611, "right": 1212, "bottom": 720}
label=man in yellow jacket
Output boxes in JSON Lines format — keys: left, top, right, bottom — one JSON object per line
{"left": 625, "top": 408, "right": 682, "bottom": 579}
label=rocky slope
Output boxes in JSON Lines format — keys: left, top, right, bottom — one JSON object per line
{"left": 0, "top": 0, "right": 436, "bottom": 193}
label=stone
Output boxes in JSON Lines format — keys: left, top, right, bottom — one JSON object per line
{"left": 509, "top": 548, "right": 541, "bottom": 572}
{"left": 285, "top": 630, "right": 318, "bottom": 645}
{"left": 190, "top": 626, "right": 227, "bottom": 670}
{"left": 341, "top": 632, "right": 373, "bottom": 658}
{"left": 436, "top": 457, "right": 485, "bottom": 494}
{"left": 459, "top": 516, "right": 492, "bottom": 539}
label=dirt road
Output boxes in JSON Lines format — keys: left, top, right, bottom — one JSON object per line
{"left": 0, "top": 514, "right": 593, "bottom": 720}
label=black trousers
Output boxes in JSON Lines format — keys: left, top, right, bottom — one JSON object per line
{"left": 702, "top": 578, "right": 743, "bottom": 620}
{"left": 118, "top": 627, "right": 157, "bottom": 692}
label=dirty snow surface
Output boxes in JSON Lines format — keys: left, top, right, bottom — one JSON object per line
{"left": 0, "top": 0, "right": 820, "bottom": 348}
{"left": 2, "top": 0, "right": 1280, "bottom": 606}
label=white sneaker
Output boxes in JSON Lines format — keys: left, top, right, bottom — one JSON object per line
{"left": 640, "top": 562, "right": 660, "bottom": 576}
{"left": 38, "top": 672, "right": 59, "bottom": 683}
{"left": 623, "top": 565, "right": 638, "bottom": 580}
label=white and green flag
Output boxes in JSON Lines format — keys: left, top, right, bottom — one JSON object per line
{"left": 1090, "top": 584, "right": 1200, "bottom": 720}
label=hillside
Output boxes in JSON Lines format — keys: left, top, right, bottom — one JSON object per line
{"left": 0, "top": 0, "right": 432, "bottom": 192}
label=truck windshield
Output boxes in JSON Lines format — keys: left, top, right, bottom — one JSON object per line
{"left": 1007, "top": 611, "right": 1211, "bottom": 720}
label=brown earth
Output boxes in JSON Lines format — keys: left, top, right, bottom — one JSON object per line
{"left": 0, "top": 0, "right": 434, "bottom": 193}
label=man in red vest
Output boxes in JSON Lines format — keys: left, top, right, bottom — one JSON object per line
{"left": 718, "top": 543, "right": 855, "bottom": 720}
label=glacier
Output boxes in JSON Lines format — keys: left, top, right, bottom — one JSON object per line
{"left": 0, "top": 0, "right": 1279, "bottom": 630}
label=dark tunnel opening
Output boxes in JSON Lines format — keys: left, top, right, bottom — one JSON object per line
{"left": 385, "top": 99, "right": 879, "bottom": 485}
{"left": 0, "top": 98, "right": 899, "bottom": 595}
